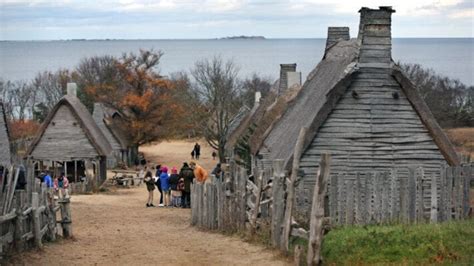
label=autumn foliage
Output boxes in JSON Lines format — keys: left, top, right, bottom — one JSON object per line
{"left": 9, "top": 119, "right": 41, "bottom": 141}
{"left": 81, "top": 49, "right": 186, "bottom": 145}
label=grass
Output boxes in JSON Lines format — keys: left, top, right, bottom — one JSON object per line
{"left": 321, "top": 220, "right": 474, "bottom": 265}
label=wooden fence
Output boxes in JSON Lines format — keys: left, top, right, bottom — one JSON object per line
{"left": 191, "top": 162, "right": 247, "bottom": 231}
{"left": 328, "top": 165, "right": 472, "bottom": 225}
{"left": 0, "top": 165, "right": 72, "bottom": 260}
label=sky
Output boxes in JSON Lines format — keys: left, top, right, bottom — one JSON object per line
{"left": 0, "top": 0, "right": 473, "bottom": 40}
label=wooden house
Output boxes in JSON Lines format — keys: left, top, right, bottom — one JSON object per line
{"left": 0, "top": 102, "right": 11, "bottom": 167}
{"left": 251, "top": 7, "right": 459, "bottom": 213}
{"left": 93, "top": 103, "right": 132, "bottom": 168}
{"left": 26, "top": 83, "right": 112, "bottom": 186}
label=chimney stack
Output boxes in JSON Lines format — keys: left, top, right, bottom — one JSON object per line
{"left": 326, "top": 27, "right": 350, "bottom": 49}
{"left": 255, "top": 91, "right": 262, "bottom": 104}
{"left": 67, "top": 83, "right": 77, "bottom": 97}
{"left": 358, "top": 6, "right": 395, "bottom": 66}
{"left": 279, "top": 64, "right": 301, "bottom": 93}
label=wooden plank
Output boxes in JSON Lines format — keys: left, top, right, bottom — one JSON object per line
{"left": 307, "top": 153, "right": 331, "bottom": 266}
{"left": 381, "top": 173, "right": 390, "bottom": 222}
{"left": 346, "top": 179, "right": 355, "bottom": 225}
{"left": 446, "top": 167, "right": 453, "bottom": 221}
{"left": 329, "top": 174, "right": 337, "bottom": 222}
{"left": 337, "top": 174, "right": 345, "bottom": 225}
{"left": 389, "top": 170, "right": 398, "bottom": 220}
{"left": 416, "top": 168, "right": 424, "bottom": 223}
{"left": 462, "top": 166, "right": 471, "bottom": 218}
{"left": 454, "top": 167, "right": 461, "bottom": 219}
{"left": 430, "top": 173, "right": 438, "bottom": 223}
{"left": 408, "top": 167, "right": 416, "bottom": 222}
{"left": 438, "top": 166, "right": 446, "bottom": 221}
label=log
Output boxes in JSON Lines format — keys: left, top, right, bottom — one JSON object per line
{"left": 294, "top": 245, "right": 303, "bottom": 266}
{"left": 307, "top": 153, "right": 331, "bottom": 266}
{"left": 250, "top": 171, "right": 263, "bottom": 233}
{"left": 282, "top": 127, "right": 308, "bottom": 252}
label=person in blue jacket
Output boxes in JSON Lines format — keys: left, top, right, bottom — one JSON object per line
{"left": 159, "top": 166, "right": 170, "bottom": 207}
{"left": 43, "top": 171, "right": 53, "bottom": 188}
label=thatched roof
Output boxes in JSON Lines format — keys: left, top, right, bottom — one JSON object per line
{"left": 93, "top": 103, "right": 130, "bottom": 150}
{"left": 27, "top": 95, "right": 112, "bottom": 158}
{"left": 258, "top": 36, "right": 459, "bottom": 168}
{"left": 0, "top": 102, "right": 11, "bottom": 166}
{"left": 249, "top": 83, "right": 302, "bottom": 154}
{"left": 225, "top": 105, "right": 251, "bottom": 147}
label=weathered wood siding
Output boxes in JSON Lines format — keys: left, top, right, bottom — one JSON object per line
{"left": 296, "top": 71, "right": 447, "bottom": 212}
{"left": 93, "top": 106, "right": 121, "bottom": 168}
{"left": 31, "top": 105, "right": 99, "bottom": 161}
{"left": 0, "top": 104, "right": 11, "bottom": 166}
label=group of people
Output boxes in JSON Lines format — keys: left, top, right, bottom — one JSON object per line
{"left": 37, "top": 171, "right": 70, "bottom": 198}
{"left": 143, "top": 161, "right": 208, "bottom": 208}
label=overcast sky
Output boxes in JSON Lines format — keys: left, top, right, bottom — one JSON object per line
{"left": 1, "top": 0, "right": 473, "bottom": 40}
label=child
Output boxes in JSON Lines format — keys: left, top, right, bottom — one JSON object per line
{"left": 169, "top": 167, "right": 181, "bottom": 207}
{"left": 159, "top": 166, "right": 171, "bottom": 207}
{"left": 144, "top": 171, "right": 155, "bottom": 207}
{"left": 54, "top": 173, "right": 69, "bottom": 199}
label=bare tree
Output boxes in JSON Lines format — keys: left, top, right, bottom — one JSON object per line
{"left": 401, "top": 63, "right": 473, "bottom": 127}
{"left": 191, "top": 56, "right": 243, "bottom": 162}
{"left": 32, "top": 69, "right": 70, "bottom": 118}
{"left": 241, "top": 73, "right": 272, "bottom": 107}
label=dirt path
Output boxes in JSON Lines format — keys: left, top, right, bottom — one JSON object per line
{"left": 12, "top": 140, "right": 288, "bottom": 266}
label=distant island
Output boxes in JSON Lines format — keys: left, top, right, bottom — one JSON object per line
{"left": 217, "top": 36, "right": 266, "bottom": 40}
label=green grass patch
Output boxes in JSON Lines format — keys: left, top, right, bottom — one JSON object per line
{"left": 322, "top": 220, "right": 474, "bottom": 265}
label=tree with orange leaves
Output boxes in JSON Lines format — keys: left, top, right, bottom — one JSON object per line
{"left": 79, "top": 49, "right": 178, "bottom": 146}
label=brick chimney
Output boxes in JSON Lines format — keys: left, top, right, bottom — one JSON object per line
{"left": 326, "top": 27, "right": 350, "bottom": 49}
{"left": 67, "top": 83, "right": 77, "bottom": 97}
{"left": 358, "top": 6, "right": 395, "bottom": 66}
{"left": 279, "top": 64, "right": 301, "bottom": 93}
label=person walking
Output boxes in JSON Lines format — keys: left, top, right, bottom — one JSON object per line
{"left": 155, "top": 164, "right": 164, "bottom": 206}
{"left": 211, "top": 163, "right": 223, "bottom": 180}
{"left": 212, "top": 151, "right": 217, "bottom": 160}
{"left": 179, "top": 162, "right": 194, "bottom": 208}
{"left": 190, "top": 161, "right": 208, "bottom": 184}
{"left": 44, "top": 171, "right": 53, "bottom": 188}
{"left": 191, "top": 150, "right": 195, "bottom": 160}
{"left": 194, "top": 143, "right": 201, "bottom": 160}
{"left": 159, "top": 166, "right": 171, "bottom": 207}
{"left": 144, "top": 171, "right": 155, "bottom": 207}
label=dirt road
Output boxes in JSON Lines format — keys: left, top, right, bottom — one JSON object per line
{"left": 13, "top": 140, "right": 288, "bottom": 265}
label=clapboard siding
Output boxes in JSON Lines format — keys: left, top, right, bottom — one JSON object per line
{"left": 31, "top": 105, "right": 99, "bottom": 161}
{"left": 0, "top": 103, "right": 11, "bottom": 166}
{"left": 296, "top": 73, "right": 447, "bottom": 213}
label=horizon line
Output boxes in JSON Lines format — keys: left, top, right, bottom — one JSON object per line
{"left": 1, "top": 37, "right": 473, "bottom": 42}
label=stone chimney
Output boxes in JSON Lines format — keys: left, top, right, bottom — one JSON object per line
{"left": 255, "top": 91, "right": 262, "bottom": 104}
{"left": 67, "top": 83, "right": 77, "bottom": 97}
{"left": 326, "top": 27, "right": 350, "bottom": 49}
{"left": 358, "top": 6, "right": 395, "bottom": 65}
{"left": 279, "top": 64, "right": 301, "bottom": 93}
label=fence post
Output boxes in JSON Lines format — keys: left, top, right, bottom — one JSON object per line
{"left": 271, "top": 159, "right": 285, "bottom": 248}
{"left": 462, "top": 166, "right": 471, "bottom": 218}
{"left": 31, "top": 192, "right": 43, "bottom": 248}
{"left": 281, "top": 127, "right": 307, "bottom": 252}
{"left": 59, "top": 198, "right": 72, "bottom": 238}
{"left": 307, "top": 153, "right": 331, "bottom": 266}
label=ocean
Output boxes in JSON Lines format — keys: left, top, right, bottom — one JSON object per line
{"left": 0, "top": 38, "right": 473, "bottom": 85}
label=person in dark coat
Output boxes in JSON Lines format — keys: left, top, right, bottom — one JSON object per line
{"left": 211, "top": 163, "right": 222, "bottom": 179}
{"left": 155, "top": 164, "right": 164, "bottom": 206}
{"left": 179, "top": 162, "right": 194, "bottom": 208}
{"left": 194, "top": 143, "right": 201, "bottom": 160}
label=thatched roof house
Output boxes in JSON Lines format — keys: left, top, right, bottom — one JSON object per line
{"left": 26, "top": 83, "right": 112, "bottom": 185}
{"left": 253, "top": 7, "right": 459, "bottom": 211}
{"left": 225, "top": 65, "right": 302, "bottom": 169}
{"left": 93, "top": 103, "right": 132, "bottom": 167}
{"left": 0, "top": 102, "right": 11, "bottom": 167}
